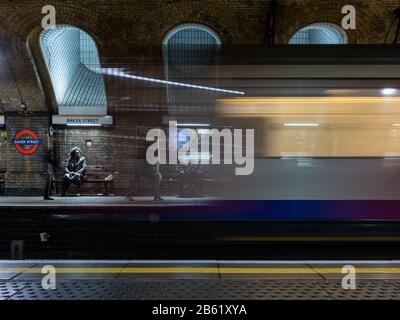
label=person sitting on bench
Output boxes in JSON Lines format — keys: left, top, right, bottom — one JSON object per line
{"left": 61, "top": 147, "right": 87, "bottom": 196}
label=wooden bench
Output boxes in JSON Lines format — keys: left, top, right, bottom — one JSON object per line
{"left": 53, "top": 165, "right": 116, "bottom": 196}
{"left": 162, "top": 172, "right": 215, "bottom": 197}
{"left": 0, "top": 169, "right": 5, "bottom": 196}
{"left": 161, "top": 174, "right": 180, "bottom": 195}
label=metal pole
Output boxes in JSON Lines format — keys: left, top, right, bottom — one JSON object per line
{"left": 393, "top": 8, "right": 400, "bottom": 44}
{"left": 265, "top": 0, "right": 278, "bottom": 44}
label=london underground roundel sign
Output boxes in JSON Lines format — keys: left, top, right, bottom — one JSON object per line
{"left": 13, "top": 130, "right": 41, "bottom": 155}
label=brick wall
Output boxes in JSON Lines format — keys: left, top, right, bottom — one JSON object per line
{"left": 4, "top": 114, "right": 48, "bottom": 196}
{"left": 0, "top": 129, "right": 6, "bottom": 168}
{"left": 2, "top": 0, "right": 399, "bottom": 50}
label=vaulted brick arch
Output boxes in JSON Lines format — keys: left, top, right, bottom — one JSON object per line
{"left": 275, "top": 1, "right": 355, "bottom": 44}
{"left": 147, "top": 1, "right": 268, "bottom": 45}
{"left": 0, "top": 2, "right": 109, "bottom": 113}
{"left": 3, "top": 2, "right": 106, "bottom": 46}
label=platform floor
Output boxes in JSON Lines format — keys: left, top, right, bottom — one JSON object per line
{"left": 1, "top": 260, "right": 400, "bottom": 299}
{"left": 0, "top": 196, "right": 211, "bottom": 207}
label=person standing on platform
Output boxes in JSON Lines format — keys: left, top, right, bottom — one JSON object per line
{"left": 154, "top": 163, "right": 163, "bottom": 201}
{"left": 43, "top": 149, "right": 57, "bottom": 201}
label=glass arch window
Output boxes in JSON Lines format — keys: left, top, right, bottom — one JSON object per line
{"left": 163, "top": 23, "right": 221, "bottom": 73}
{"left": 163, "top": 23, "right": 221, "bottom": 110}
{"left": 39, "top": 25, "right": 107, "bottom": 113}
{"left": 289, "top": 23, "right": 347, "bottom": 44}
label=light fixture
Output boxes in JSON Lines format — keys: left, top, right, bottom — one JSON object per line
{"left": 101, "top": 68, "right": 245, "bottom": 95}
{"left": 284, "top": 123, "right": 319, "bottom": 127}
{"left": 197, "top": 129, "right": 211, "bottom": 135}
{"left": 381, "top": 88, "right": 398, "bottom": 95}
{"left": 384, "top": 152, "right": 400, "bottom": 159}
{"left": 176, "top": 123, "right": 211, "bottom": 127}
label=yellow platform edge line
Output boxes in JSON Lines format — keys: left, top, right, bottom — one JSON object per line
{"left": 222, "top": 237, "right": 400, "bottom": 242}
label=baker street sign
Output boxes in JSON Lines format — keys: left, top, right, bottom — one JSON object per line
{"left": 52, "top": 115, "right": 113, "bottom": 126}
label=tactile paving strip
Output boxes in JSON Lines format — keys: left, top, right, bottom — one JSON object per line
{"left": 0, "top": 282, "right": 28, "bottom": 300}
{"left": 2, "top": 280, "right": 400, "bottom": 300}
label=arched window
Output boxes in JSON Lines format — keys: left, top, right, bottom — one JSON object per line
{"left": 163, "top": 23, "right": 221, "bottom": 109}
{"left": 289, "top": 23, "right": 347, "bottom": 44}
{"left": 163, "top": 23, "right": 221, "bottom": 74}
{"left": 39, "top": 25, "right": 107, "bottom": 115}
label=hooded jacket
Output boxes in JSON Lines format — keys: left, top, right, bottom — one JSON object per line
{"left": 64, "top": 147, "right": 87, "bottom": 178}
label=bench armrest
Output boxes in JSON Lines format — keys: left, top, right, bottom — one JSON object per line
{"left": 105, "top": 173, "right": 114, "bottom": 181}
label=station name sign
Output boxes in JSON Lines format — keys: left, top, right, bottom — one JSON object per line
{"left": 13, "top": 130, "right": 41, "bottom": 155}
{"left": 52, "top": 115, "right": 113, "bottom": 126}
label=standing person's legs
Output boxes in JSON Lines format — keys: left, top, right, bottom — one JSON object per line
{"left": 154, "top": 174, "right": 163, "bottom": 201}
{"left": 125, "top": 174, "right": 135, "bottom": 201}
{"left": 49, "top": 174, "right": 54, "bottom": 196}
{"left": 43, "top": 174, "right": 54, "bottom": 200}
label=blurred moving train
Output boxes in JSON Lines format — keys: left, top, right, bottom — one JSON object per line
{"left": 182, "top": 47, "right": 400, "bottom": 204}
{"left": 213, "top": 94, "right": 400, "bottom": 202}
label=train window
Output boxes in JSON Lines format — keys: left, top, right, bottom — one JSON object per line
{"left": 217, "top": 96, "right": 400, "bottom": 157}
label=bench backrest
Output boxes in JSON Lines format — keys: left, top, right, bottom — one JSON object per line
{"left": 86, "top": 165, "right": 114, "bottom": 172}
{"left": 86, "top": 165, "right": 115, "bottom": 179}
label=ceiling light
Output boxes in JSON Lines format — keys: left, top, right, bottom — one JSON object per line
{"left": 284, "top": 123, "right": 319, "bottom": 127}
{"left": 381, "top": 88, "right": 398, "bottom": 95}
